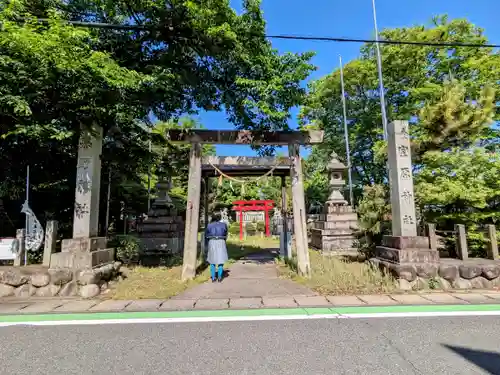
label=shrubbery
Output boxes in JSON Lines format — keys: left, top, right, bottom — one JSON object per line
{"left": 109, "top": 235, "right": 144, "bottom": 265}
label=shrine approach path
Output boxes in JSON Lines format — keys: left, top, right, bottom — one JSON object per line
{"left": 173, "top": 247, "right": 316, "bottom": 301}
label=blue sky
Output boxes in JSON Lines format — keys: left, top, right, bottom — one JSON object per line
{"left": 192, "top": 0, "right": 498, "bottom": 156}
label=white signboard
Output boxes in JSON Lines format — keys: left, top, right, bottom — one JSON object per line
{"left": 0, "top": 238, "right": 17, "bottom": 260}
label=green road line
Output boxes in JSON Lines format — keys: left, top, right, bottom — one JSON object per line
{"left": 1, "top": 304, "right": 500, "bottom": 323}
{"left": 330, "top": 304, "right": 500, "bottom": 315}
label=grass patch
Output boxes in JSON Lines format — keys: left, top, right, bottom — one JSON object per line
{"left": 110, "top": 236, "right": 279, "bottom": 300}
{"left": 277, "top": 250, "right": 396, "bottom": 295}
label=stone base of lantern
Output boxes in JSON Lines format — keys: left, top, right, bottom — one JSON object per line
{"left": 310, "top": 204, "right": 359, "bottom": 256}
{"left": 137, "top": 214, "right": 185, "bottom": 258}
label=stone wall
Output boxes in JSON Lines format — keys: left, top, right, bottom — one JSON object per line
{"left": 371, "top": 258, "right": 500, "bottom": 291}
{"left": 0, "top": 262, "right": 122, "bottom": 299}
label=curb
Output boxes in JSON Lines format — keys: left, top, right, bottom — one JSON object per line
{"left": 1, "top": 304, "right": 500, "bottom": 326}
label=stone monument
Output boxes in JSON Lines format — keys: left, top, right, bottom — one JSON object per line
{"left": 137, "top": 172, "right": 184, "bottom": 257}
{"left": 373, "top": 121, "right": 439, "bottom": 277}
{"left": 310, "top": 152, "right": 359, "bottom": 255}
{"left": 51, "top": 126, "right": 115, "bottom": 269}
{"left": 220, "top": 208, "right": 230, "bottom": 225}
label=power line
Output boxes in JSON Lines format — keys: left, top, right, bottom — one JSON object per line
{"left": 10, "top": 18, "right": 500, "bottom": 49}
{"left": 266, "top": 35, "right": 500, "bottom": 49}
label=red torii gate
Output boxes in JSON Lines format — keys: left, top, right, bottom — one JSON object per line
{"left": 232, "top": 200, "right": 274, "bottom": 240}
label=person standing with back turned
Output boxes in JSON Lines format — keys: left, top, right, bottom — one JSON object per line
{"left": 205, "top": 212, "right": 229, "bottom": 282}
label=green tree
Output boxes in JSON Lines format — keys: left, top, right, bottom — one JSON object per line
{"left": 0, "top": 0, "right": 315, "bottom": 236}
{"left": 300, "top": 16, "right": 499, "bottom": 254}
{"left": 416, "top": 148, "right": 500, "bottom": 256}
{"left": 0, "top": 12, "right": 148, "bottom": 236}
{"left": 300, "top": 16, "right": 499, "bottom": 188}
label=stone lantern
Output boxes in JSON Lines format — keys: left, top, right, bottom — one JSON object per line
{"left": 151, "top": 168, "right": 174, "bottom": 213}
{"left": 326, "top": 152, "right": 348, "bottom": 206}
{"left": 309, "top": 150, "right": 359, "bottom": 255}
{"left": 138, "top": 169, "right": 184, "bottom": 259}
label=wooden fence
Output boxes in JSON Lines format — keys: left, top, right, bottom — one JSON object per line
{"left": 426, "top": 223, "right": 499, "bottom": 260}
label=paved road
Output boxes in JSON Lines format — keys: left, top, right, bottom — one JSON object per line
{"left": 1, "top": 317, "right": 499, "bottom": 374}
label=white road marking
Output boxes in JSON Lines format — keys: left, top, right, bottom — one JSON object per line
{"left": 1, "top": 309, "right": 500, "bottom": 327}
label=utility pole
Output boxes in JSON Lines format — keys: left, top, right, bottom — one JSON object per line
{"left": 371, "top": 0, "right": 389, "bottom": 141}
{"left": 339, "top": 56, "right": 355, "bottom": 206}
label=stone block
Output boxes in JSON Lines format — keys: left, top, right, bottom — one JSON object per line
{"left": 439, "top": 264, "right": 459, "bottom": 282}
{"left": 482, "top": 264, "right": 500, "bottom": 280}
{"left": 420, "top": 293, "right": 465, "bottom": 304}
{"left": 35, "top": 284, "right": 61, "bottom": 297}
{"left": 21, "top": 302, "right": 62, "bottom": 313}
{"left": 96, "top": 263, "right": 115, "bottom": 280}
{"left": 194, "top": 299, "right": 229, "bottom": 310}
{"left": 139, "top": 223, "right": 183, "bottom": 233}
{"left": 452, "top": 293, "right": 493, "bottom": 304}
{"left": 148, "top": 209, "right": 182, "bottom": 217}
{"left": 376, "top": 246, "right": 440, "bottom": 264}
{"left": 321, "top": 227, "right": 358, "bottom": 235}
{"left": 0, "top": 269, "right": 30, "bottom": 287}
{"left": 89, "top": 300, "right": 131, "bottom": 311}
{"left": 357, "top": 295, "right": 397, "bottom": 305}
{"left": 77, "top": 269, "right": 101, "bottom": 285}
{"left": 262, "top": 296, "right": 298, "bottom": 308}
{"left": 382, "top": 235, "right": 430, "bottom": 250}
{"left": 31, "top": 272, "right": 50, "bottom": 287}
{"left": 326, "top": 295, "right": 366, "bottom": 306}
{"left": 459, "top": 264, "right": 482, "bottom": 279}
{"left": 470, "top": 277, "right": 492, "bottom": 289}
{"left": 415, "top": 264, "right": 438, "bottom": 278}
{"left": 59, "top": 281, "right": 79, "bottom": 297}
{"left": 452, "top": 278, "right": 472, "bottom": 289}
{"left": 437, "top": 277, "right": 452, "bottom": 290}
{"left": 326, "top": 205, "right": 354, "bottom": 214}
{"left": 392, "top": 265, "right": 417, "bottom": 282}
{"left": 293, "top": 296, "right": 331, "bottom": 307}
{"left": 50, "top": 248, "right": 114, "bottom": 269}
{"left": 159, "top": 299, "right": 196, "bottom": 311}
{"left": 141, "top": 216, "right": 183, "bottom": 224}
{"left": 61, "top": 237, "right": 107, "bottom": 252}
{"left": 55, "top": 300, "right": 98, "bottom": 312}
{"left": 15, "top": 284, "right": 36, "bottom": 298}
{"left": 0, "top": 303, "right": 31, "bottom": 313}
{"left": 389, "top": 294, "right": 434, "bottom": 304}
{"left": 92, "top": 248, "right": 115, "bottom": 267}
{"left": 397, "top": 279, "right": 413, "bottom": 291}
{"left": 326, "top": 213, "right": 358, "bottom": 222}
{"left": 229, "top": 298, "right": 263, "bottom": 309}
{"left": 480, "top": 292, "right": 500, "bottom": 300}
{"left": 0, "top": 284, "right": 15, "bottom": 297}
{"left": 125, "top": 300, "right": 163, "bottom": 311}
{"left": 48, "top": 268, "right": 73, "bottom": 285}
{"left": 139, "top": 237, "right": 184, "bottom": 253}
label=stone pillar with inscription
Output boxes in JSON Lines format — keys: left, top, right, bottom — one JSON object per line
{"left": 310, "top": 152, "right": 359, "bottom": 255}
{"left": 373, "top": 121, "right": 440, "bottom": 283}
{"left": 51, "top": 126, "right": 114, "bottom": 269}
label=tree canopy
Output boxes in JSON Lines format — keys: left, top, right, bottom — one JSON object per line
{"left": 0, "top": 0, "right": 315, "bottom": 236}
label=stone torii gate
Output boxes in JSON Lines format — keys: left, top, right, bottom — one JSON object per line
{"left": 166, "top": 129, "right": 324, "bottom": 281}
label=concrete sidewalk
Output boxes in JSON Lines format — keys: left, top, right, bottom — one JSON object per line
{"left": 1, "top": 291, "right": 500, "bottom": 314}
